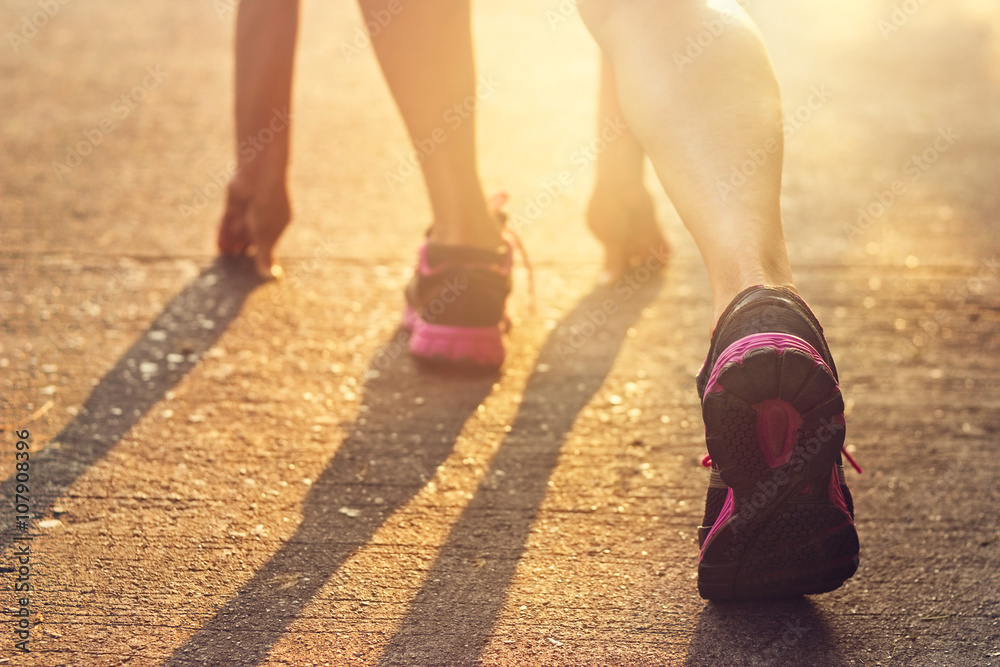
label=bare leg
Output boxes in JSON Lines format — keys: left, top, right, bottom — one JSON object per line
{"left": 579, "top": 0, "right": 795, "bottom": 326}
{"left": 218, "top": 0, "right": 299, "bottom": 279}
{"left": 577, "top": 3, "right": 859, "bottom": 603}
{"left": 588, "top": 55, "right": 668, "bottom": 284}
{"left": 358, "top": 0, "right": 501, "bottom": 249}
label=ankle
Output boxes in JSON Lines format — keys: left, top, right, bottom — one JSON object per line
{"left": 428, "top": 213, "right": 504, "bottom": 250}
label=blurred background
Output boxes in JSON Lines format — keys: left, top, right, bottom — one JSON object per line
{"left": 3, "top": 0, "right": 997, "bottom": 268}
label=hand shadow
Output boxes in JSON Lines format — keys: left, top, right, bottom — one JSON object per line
{"left": 0, "top": 257, "right": 264, "bottom": 552}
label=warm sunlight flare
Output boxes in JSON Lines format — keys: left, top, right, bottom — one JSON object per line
{"left": 3, "top": 0, "right": 999, "bottom": 663}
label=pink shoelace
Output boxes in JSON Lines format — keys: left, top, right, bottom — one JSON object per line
{"left": 491, "top": 192, "right": 536, "bottom": 315}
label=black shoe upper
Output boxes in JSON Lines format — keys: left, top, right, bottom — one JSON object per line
{"left": 406, "top": 242, "right": 512, "bottom": 329}
{"left": 695, "top": 285, "right": 839, "bottom": 399}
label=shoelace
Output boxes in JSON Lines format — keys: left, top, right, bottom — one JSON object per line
{"left": 701, "top": 448, "right": 863, "bottom": 474}
{"left": 491, "top": 192, "right": 536, "bottom": 315}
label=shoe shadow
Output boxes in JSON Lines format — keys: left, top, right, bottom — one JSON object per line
{"left": 163, "top": 333, "right": 500, "bottom": 665}
{"left": 683, "top": 599, "right": 836, "bottom": 667}
{"left": 378, "top": 275, "right": 664, "bottom": 666}
{"left": 0, "top": 257, "right": 263, "bottom": 552}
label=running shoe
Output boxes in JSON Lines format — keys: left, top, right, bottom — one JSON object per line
{"left": 402, "top": 235, "right": 513, "bottom": 369}
{"left": 695, "top": 285, "right": 860, "bottom": 601}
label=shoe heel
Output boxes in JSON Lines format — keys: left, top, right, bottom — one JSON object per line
{"left": 699, "top": 335, "right": 858, "bottom": 600}
{"left": 703, "top": 343, "right": 845, "bottom": 493}
{"left": 409, "top": 320, "right": 505, "bottom": 368}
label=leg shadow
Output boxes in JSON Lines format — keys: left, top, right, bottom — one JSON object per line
{"left": 0, "top": 257, "right": 263, "bottom": 551}
{"left": 379, "top": 275, "right": 664, "bottom": 665}
{"left": 164, "top": 337, "right": 498, "bottom": 665}
{"left": 684, "top": 599, "right": 837, "bottom": 667}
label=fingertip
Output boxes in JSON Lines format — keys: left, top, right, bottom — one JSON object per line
{"left": 218, "top": 226, "right": 251, "bottom": 256}
{"left": 254, "top": 253, "right": 282, "bottom": 281}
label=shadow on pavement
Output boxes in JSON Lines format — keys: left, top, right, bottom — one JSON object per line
{"left": 378, "top": 276, "right": 664, "bottom": 665}
{"left": 164, "top": 332, "right": 499, "bottom": 665}
{"left": 684, "top": 598, "right": 835, "bottom": 666}
{"left": 165, "top": 274, "right": 663, "bottom": 666}
{"left": 0, "top": 257, "right": 263, "bottom": 552}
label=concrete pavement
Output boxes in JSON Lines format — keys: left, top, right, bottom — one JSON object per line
{"left": 2, "top": 0, "right": 999, "bottom": 664}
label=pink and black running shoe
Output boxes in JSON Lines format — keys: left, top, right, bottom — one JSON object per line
{"left": 402, "top": 239, "right": 513, "bottom": 369}
{"left": 696, "top": 285, "right": 861, "bottom": 600}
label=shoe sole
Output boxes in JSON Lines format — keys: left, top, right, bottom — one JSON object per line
{"left": 698, "top": 333, "right": 859, "bottom": 601}
{"left": 403, "top": 306, "right": 505, "bottom": 369}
